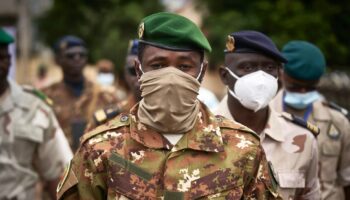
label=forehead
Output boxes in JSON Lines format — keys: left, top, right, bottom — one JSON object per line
{"left": 142, "top": 45, "right": 201, "bottom": 62}
{"left": 225, "top": 52, "right": 278, "bottom": 64}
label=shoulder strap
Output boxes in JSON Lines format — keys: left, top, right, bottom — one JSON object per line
{"left": 215, "top": 115, "right": 260, "bottom": 140}
{"left": 80, "top": 113, "right": 130, "bottom": 144}
{"left": 322, "top": 101, "right": 349, "bottom": 119}
{"left": 22, "top": 85, "right": 53, "bottom": 106}
{"left": 93, "top": 107, "right": 121, "bottom": 126}
{"left": 281, "top": 112, "right": 320, "bottom": 137}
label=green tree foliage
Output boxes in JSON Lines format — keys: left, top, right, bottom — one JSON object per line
{"left": 198, "top": 0, "right": 350, "bottom": 71}
{"left": 37, "top": 0, "right": 163, "bottom": 73}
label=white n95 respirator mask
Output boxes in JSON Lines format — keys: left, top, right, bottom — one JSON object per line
{"left": 226, "top": 67, "right": 278, "bottom": 112}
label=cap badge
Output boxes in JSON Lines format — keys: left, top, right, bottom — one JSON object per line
{"left": 226, "top": 35, "right": 235, "bottom": 52}
{"left": 138, "top": 22, "right": 144, "bottom": 39}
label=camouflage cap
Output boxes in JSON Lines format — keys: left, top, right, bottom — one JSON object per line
{"left": 138, "top": 12, "right": 211, "bottom": 52}
{"left": 0, "top": 28, "right": 14, "bottom": 44}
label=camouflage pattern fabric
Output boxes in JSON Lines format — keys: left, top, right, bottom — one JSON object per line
{"left": 57, "top": 103, "right": 281, "bottom": 200}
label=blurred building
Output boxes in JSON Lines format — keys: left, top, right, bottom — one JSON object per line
{"left": 0, "top": 0, "right": 53, "bottom": 84}
{"left": 318, "top": 71, "right": 350, "bottom": 110}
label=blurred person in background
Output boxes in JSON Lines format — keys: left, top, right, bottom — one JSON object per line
{"left": 0, "top": 28, "right": 72, "bottom": 200}
{"left": 34, "top": 64, "right": 50, "bottom": 89}
{"left": 89, "top": 39, "right": 143, "bottom": 127}
{"left": 214, "top": 31, "right": 320, "bottom": 199}
{"left": 271, "top": 40, "right": 350, "bottom": 200}
{"left": 96, "top": 58, "right": 127, "bottom": 100}
{"left": 42, "top": 35, "right": 119, "bottom": 151}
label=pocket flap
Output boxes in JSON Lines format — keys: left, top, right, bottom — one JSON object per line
{"left": 322, "top": 142, "right": 341, "bottom": 156}
{"left": 189, "top": 168, "right": 243, "bottom": 199}
{"left": 278, "top": 171, "right": 305, "bottom": 188}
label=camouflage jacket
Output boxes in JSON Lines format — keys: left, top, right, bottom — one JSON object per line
{"left": 43, "top": 80, "right": 119, "bottom": 151}
{"left": 0, "top": 80, "right": 72, "bottom": 200}
{"left": 57, "top": 103, "right": 281, "bottom": 200}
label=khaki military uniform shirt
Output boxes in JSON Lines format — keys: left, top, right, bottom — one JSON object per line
{"left": 43, "top": 80, "right": 119, "bottom": 151}
{"left": 0, "top": 80, "right": 73, "bottom": 200}
{"left": 271, "top": 90, "right": 350, "bottom": 200}
{"left": 57, "top": 103, "right": 281, "bottom": 200}
{"left": 214, "top": 95, "right": 320, "bottom": 200}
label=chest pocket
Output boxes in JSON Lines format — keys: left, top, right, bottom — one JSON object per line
{"left": 13, "top": 124, "right": 44, "bottom": 166}
{"left": 189, "top": 169, "right": 244, "bottom": 199}
{"left": 321, "top": 141, "right": 341, "bottom": 157}
{"left": 278, "top": 171, "right": 305, "bottom": 188}
{"left": 108, "top": 152, "right": 157, "bottom": 199}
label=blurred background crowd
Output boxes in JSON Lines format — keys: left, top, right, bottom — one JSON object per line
{"left": 1, "top": 0, "right": 349, "bottom": 110}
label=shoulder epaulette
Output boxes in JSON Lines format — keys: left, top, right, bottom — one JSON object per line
{"left": 215, "top": 115, "right": 260, "bottom": 140}
{"left": 281, "top": 112, "right": 320, "bottom": 137}
{"left": 22, "top": 85, "right": 53, "bottom": 106}
{"left": 93, "top": 107, "right": 121, "bottom": 126}
{"left": 80, "top": 114, "right": 130, "bottom": 145}
{"left": 323, "top": 101, "right": 350, "bottom": 119}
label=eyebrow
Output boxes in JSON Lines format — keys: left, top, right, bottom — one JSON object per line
{"left": 145, "top": 55, "right": 168, "bottom": 63}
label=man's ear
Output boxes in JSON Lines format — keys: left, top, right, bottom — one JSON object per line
{"left": 134, "top": 58, "right": 142, "bottom": 80}
{"left": 198, "top": 60, "right": 208, "bottom": 83}
{"left": 54, "top": 54, "right": 61, "bottom": 66}
{"left": 219, "top": 66, "right": 229, "bottom": 86}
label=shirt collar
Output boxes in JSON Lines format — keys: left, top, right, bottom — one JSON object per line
{"left": 129, "top": 103, "right": 225, "bottom": 153}
{"left": 215, "top": 95, "right": 285, "bottom": 142}
{"left": 263, "top": 108, "right": 286, "bottom": 142}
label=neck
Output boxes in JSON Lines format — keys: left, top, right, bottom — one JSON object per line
{"left": 227, "top": 94, "right": 269, "bottom": 134}
{"left": 63, "top": 74, "right": 84, "bottom": 84}
{"left": 0, "top": 79, "right": 9, "bottom": 97}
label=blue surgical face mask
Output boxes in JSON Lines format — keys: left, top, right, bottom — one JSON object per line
{"left": 97, "top": 72, "right": 115, "bottom": 86}
{"left": 284, "top": 90, "right": 320, "bottom": 109}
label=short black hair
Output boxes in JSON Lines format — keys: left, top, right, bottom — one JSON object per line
{"left": 137, "top": 42, "right": 204, "bottom": 63}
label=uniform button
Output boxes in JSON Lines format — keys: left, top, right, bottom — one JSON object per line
{"left": 120, "top": 115, "right": 129, "bottom": 122}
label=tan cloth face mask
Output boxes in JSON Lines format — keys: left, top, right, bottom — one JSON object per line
{"left": 138, "top": 66, "right": 201, "bottom": 133}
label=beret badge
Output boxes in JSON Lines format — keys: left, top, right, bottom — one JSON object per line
{"left": 225, "top": 35, "right": 235, "bottom": 52}
{"left": 138, "top": 22, "right": 144, "bottom": 39}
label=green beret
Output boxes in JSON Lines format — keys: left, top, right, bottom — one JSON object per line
{"left": 0, "top": 28, "right": 14, "bottom": 44}
{"left": 282, "top": 40, "right": 326, "bottom": 81}
{"left": 138, "top": 12, "right": 211, "bottom": 52}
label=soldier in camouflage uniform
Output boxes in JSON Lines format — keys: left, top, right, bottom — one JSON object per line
{"left": 271, "top": 41, "right": 350, "bottom": 200}
{"left": 57, "top": 12, "right": 281, "bottom": 200}
{"left": 42, "top": 36, "right": 119, "bottom": 151}
{"left": 0, "top": 28, "right": 72, "bottom": 200}
{"left": 214, "top": 31, "right": 320, "bottom": 199}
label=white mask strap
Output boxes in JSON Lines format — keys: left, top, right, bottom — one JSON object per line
{"left": 225, "top": 67, "right": 240, "bottom": 80}
{"left": 138, "top": 64, "right": 144, "bottom": 75}
{"left": 196, "top": 63, "right": 204, "bottom": 80}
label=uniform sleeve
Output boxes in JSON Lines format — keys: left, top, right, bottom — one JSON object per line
{"left": 36, "top": 106, "right": 73, "bottom": 181}
{"left": 244, "top": 145, "right": 282, "bottom": 200}
{"left": 300, "top": 135, "right": 321, "bottom": 199}
{"left": 338, "top": 116, "right": 350, "bottom": 186}
{"left": 57, "top": 142, "right": 107, "bottom": 200}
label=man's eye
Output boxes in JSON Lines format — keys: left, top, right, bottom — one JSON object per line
{"left": 178, "top": 64, "right": 191, "bottom": 71}
{"left": 263, "top": 64, "right": 278, "bottom": 71}
{"left": 150, "top": 64, "right": 164, "bottom": 69}
{"left": 242, "top": 65, "right": 254, "bottom": 71}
